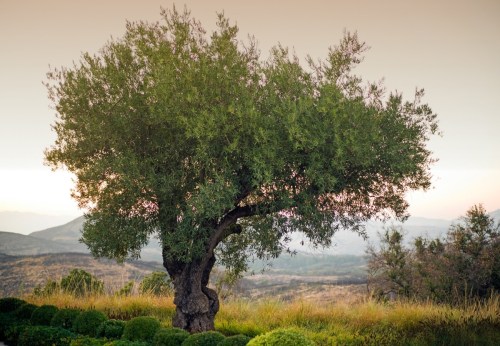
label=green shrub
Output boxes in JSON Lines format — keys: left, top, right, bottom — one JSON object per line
{"left": 70, "top": 336, "right": 108, "bottom": 346}
{"left": 153, "top": 327, "right": 190, "bottom": 346}
{"left": 61, "top": 269, "right": 104, "bottom": 297}
{"left": 96, "top": 319, "right": 126, "bottom": 339}
{"left": 139, "top": 272, "right": 172, "bottom": 296}
{"left": 218, "top": 334, "right": 252, "bottom": 346}
{"left": 18, "top": 326, "right": 74, "bottom": 346}
{"left": 33, "top": 279, "right": 61, "bottom": 296}
{"left": 0, "top": 312, "right": 18, "bottom": 340}
{"left": 51, "top": 308, "right": 81, "bottom": 330}
{"left": 14, "top": 303, "right": 38, "bottom": 320}
{"left": 73, "top": 310, "right": 108, "bottom": 336}
{"left": 115, "top": 281, "right": 134, "bottom": 297}
{"left": 103, "top": 341, "right": 149, "bottom": 346}
{"left": 0, "top": 297, "right": 26, "bottom": 312}
{"left": 122, "top": 316, "right": 161, "bottom": 342}
{"left": 4, "top": 322, "right": 30, "bottom": 345}
{"left": 181, "top": 331, "right": 226, "bottom": 346}
{"left": 31, "top": 304, "right": 59, "bottom": 325}
{"left": 247, "top": 329, "right": 315, "bottom": 346}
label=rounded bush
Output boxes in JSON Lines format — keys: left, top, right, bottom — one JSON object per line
{"left": 103, "top": 341, "right": 149, "bottom": 346}
{"left": 153, "top": 327, "right": 190, "bottom": 346}
{"left": 0, "top": 297, "right": 27, "bottom": 312}
{"left": 73, "top": 310, "right": 108, "bottom": 336}
{"left": 122, "top": 316, "right": 161, "bottom": 342}
{"left": 18, "top": 325, "right": 74, "bottom": 346}
{"left": 14, "top": 303, "right": 38, "bottom": 320}
{"left": 96, "top": 319, "right": 126, "bottom": 339}
{"left": 31, "top": 304, "right": 59, "bottom": 325}
{"left": 4, "top": 323, "right": 30, "bottom": 345}
{"left": 247, "top": 329, "right": 315, "bottom": 346}
{"left": 181, "top": 331, "right": 226, "bottom": 346}
{"left": 0, "top": 312, "right": 18, "bottom": 340}
{"left": 218, "top": 334, "right": 252, "bottom": 346}
{"left": 70, "top": 336, "right": 108, "bottom": 346}
{"left": 51, "top": 308, "right": 82, "bottom": 330}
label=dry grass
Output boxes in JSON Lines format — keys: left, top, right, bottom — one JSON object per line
{"left": 20, "top": 290, "right": 500, "bottom": 345}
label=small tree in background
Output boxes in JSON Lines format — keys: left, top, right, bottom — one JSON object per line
{"left": 60, "top": 269, "right": 104, "bottom": 297}
{"left": 368, "top": 205, "right": 500, "bottom": 303}
{"left": 367, "top": 227, "right": 413, "bottom": 299}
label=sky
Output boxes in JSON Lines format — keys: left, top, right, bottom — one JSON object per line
{"left": 0, "top": 0, "right": 499, "bottom": 225}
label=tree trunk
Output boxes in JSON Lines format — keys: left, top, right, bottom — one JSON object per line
{"left": 164, "top": 254, "right": 219, "bottom": 333}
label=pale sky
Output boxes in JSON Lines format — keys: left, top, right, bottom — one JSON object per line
{"left": 0, "top": 0, "right": 499, "bottom": 222}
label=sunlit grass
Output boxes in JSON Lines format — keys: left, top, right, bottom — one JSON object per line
{"left": 20, "top": 291, "right": 500, "bottom": 345}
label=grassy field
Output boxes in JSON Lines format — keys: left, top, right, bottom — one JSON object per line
{"left": 22, "top": 291, "right": 500, "bottom": 345}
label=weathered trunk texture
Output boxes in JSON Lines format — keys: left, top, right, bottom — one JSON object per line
{"left": 164, "top": 254, "right": 219, "bottom": 333}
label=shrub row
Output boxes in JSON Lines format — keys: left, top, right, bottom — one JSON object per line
{"left": 1, "top": 297, "right": 318, "bottom": 345}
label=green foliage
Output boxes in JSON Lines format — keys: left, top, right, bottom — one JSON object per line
{"left": 152, "top": 327, "right": 190, "bottom": 346}
{"left": 61, "top": 269, "right": 105, "bottom": 297}
{"left": 4, "top": 322, "right": 30, "bottom": 345}
{"left": 31, "top": 304, "right": 59, "bottom": 326}
{"left": 247, "top": 328, "right": 315, "bottom": 346}
{"left": 73, "top": 310, "right": 108, "bottom": 337}
{"left": 115, "top": 281, "right": 134, "bottom": 297}
{"left": 181, "top": 331, "right": 226, "bottom": 346}
{"left": 139, "top": 272, "right": 172, "bottom": 296}
{"left": 96, "top": 319, "right": 126, "bottom": 339}
{"left": 122, "top": 316, "right": 161, "bottom": 342}
{"left": 51, "top": 308, "right": 81, "bottom": 330}
{"left": 18, "top": 325, "right": 74, "bottom": 346}
{"left": 14, "top": 303, "right": 38, "bottom": 320}
{"left": 0, "top": 312, "right": 18, "bottom": 340}
{"left": 103, "top": 340, "right": 149, "bottom": 346}
{"left": 45, "top": 6, "right": 438, "bottom": 270}
{"left": 218, "top": 334, "right": 252, "bottom": 346}
{"left": 70, "top": 336, "right": 108, "bottom": 346}
{"left": 368, "top": 204, "right": 500, "bottom": 303}
{"left": 33, "top": 279, "right": 61, "bottom": 296}
{"left": 45, "top": 5, "right": 439, "bottom": 330}
{"left": 0, "top": 297, "right": 27, "bottom": 312}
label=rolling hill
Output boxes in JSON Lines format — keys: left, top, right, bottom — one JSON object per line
{"left": 0, "top": 252, "right": 164, "bottom": 297}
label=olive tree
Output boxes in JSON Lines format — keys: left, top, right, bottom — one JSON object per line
{"left": 45, "top": 7, "right": 438, "bottom": 331}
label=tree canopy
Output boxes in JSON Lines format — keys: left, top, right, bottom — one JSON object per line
{"left": 45, "top": 7, "right": 439, "bottom": 331}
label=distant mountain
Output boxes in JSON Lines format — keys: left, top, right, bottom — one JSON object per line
{"left": 0, "top": 231, "right": 75, "bottom": 256}
{"left": 27, "top": 216, "right": 164, "bottom": 261}
{"left": 2, "top": 209, "right": 499, "bottom": 259}
{"left": 29, "top": 216, "right": 88, "bottom": 252}
{"left": 0, "top": 211, "right": 81, "bottom": 235}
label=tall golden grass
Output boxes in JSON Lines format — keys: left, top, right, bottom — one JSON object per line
{"left": 21, "top": 291, "right": 500, "bottom": 345}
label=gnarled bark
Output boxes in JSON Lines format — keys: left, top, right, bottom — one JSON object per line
{"left": 164, "top": 253, "right": 219, "bottom": 333}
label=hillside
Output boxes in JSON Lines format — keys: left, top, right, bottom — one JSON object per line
{"left": 0, "top": 231, "right": 75, "bottom": 255}
{"left": 0, "top": 252, "right": 164, "bottom": 296}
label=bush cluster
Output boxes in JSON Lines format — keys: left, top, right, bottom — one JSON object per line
{"left": 122, "top": 316, "right": 161, "bottom": 342}
{"left": 96, "top": 319, "right": 126, "bottom": 339}
{"left": 247, "top": 328, "right": 315, "bottom": 346}
{"left": 18, "top": 325, "right": 75, "bottom": 346}
{"left": 367, "top": 205, "right": 500, "bottom": 303}
{"left": 0, "top": 297, "right": 26, "bottom": 312}
{"left": 51, "top": 308, "right": 82, "bottom": 329}
{"left": 73, "top": 310, "right": 108, "bottom": 336}
{"left": 182, "top": 331, "right": 226, "bottom": 346}
{"left": 153, "top": 327, "right": 190, "bottom": 346}
{"left": 31, "top": 304, "right": 59, "bottom": 325}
